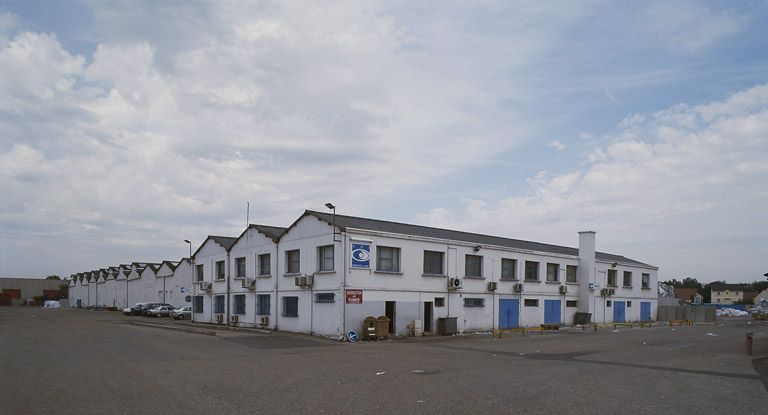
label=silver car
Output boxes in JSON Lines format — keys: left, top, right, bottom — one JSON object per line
{"left": 172, "top": 306, "right": 192, "bottom": 320}
{"left": 148, "top": 305, "right": 176, "bottom": 318}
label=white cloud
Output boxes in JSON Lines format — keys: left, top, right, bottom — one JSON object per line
{"left": 548, "top": 140, "right": 567, "bottom": 151}
{"left": 422, "top": 84, "right": 768, "bottom": 282}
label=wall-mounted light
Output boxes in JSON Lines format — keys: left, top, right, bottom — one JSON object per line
{"left": 612, "top": 263, "right": 618, "bottom": 268}
{"left": 473, "top": 245, "right": 482, "bottom": 252}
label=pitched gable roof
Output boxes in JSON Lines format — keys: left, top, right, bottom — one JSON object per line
{"left": 301, "top": 210, "right": 654, "bottom": 268}
{"left": 192, "top": 235, "right": 238, "bottom": 258}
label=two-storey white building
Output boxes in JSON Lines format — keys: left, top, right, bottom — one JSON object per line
{"left": 190, "top": 236, "right": 237, "bottom": 324}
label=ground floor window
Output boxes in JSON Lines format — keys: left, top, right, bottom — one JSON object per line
{"left": 463, "top": 298, "right": 484, "bottom": 307}
{"left": 434, "top": 297, "right": 445, "bottom": 307}
{"left": 524, "top": 299, "right": 539, "bottom": 307}
{"left": 233, "top": 294, "right": 246, "bottom": 315}
{"left": 282, "top": 296, "right": 298, "bottom": 317}
{"left": 193, "top": 296, "right": 203, "bottom": 313}
{"left": 214, "top": 295, "right": 225, "bottom": 314}
{"left": 315, "top": 293, "right": 335, "bottom": 303}
{"left": 257, "top": 294, "right": 270, "bottom": 315}
{"left": 566, "top": 300, "right": 578, "bottom": 307}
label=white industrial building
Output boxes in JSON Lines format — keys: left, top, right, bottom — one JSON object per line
{"left": 68, "top": 210, "right": 658, "bottom": 337}
{"left": 187, "top": 210, "right": 658, "bottom": 338}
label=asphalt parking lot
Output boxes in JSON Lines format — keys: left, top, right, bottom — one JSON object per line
{"left": 1, "top": 307, "right": 767, "bottom": 414}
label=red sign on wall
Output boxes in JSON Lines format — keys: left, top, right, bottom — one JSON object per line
{"left": 345, "top": 290, "right": 363, "bottom": 304}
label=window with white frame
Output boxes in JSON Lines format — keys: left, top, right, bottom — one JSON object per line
{"left": 465, "top": 254, "right": 483, "bottom": 277}
{"left": 641, "top": 273, "right": 650, "bottom": 289}
{"left": 566, "top": 265, "right": 578, "bottom": 283}
{"left": 376, "top": 246, "right": 401, "bottom": 272}
{"left": 193, "top": 296, "right": 203, "bottom": 313}
{"left": 607, "top": 269, "right": 617, "bottom": 287}
{"left": 195, "top": 264, "right": 204, "bottom": 282}
{"left": 623, "top": 271, "right": 632, "bottom": 287}
{"left": 546, "top": 263, "right": 559, "bottom": 282}
{"left": 315, "top": 293, "right": 335, "bottom": 303}
{"left": 434, "top": 297, "right": 445, "bottom": 307}
{"left": 258, "top": 253, "right": 271, "bottom": 276}
{"left": 233, "top": 294, "right": 246, "bottom": 315}
{"left": 566, "top": 300, "right": 578, "bottom": 307}
{"left": 524, "top": 299, "right": 539, "bottom": 307}
{"left": 257, "top": 294, "right": 270, "bottom": 315}
{"left": 214, "top": 295, "right": 225, "bottom": 314}
{"left": 423, "top": 251, "right": 444, "bottom": 275}
{"left": 215, "top": 261, "right": 225, "bottom": 280}
{"left": 524, "top": 261, "right": 539, "bottom": 281}
{"left": 235, "top": 257, "right": 246, "bottom": 278}
{"left": 282, "top": 296, "right": 298, "bottom": 317}
{"left": 317, "top": 245, "right": 334, "bottom": 272}
{"left": 501, "top": 258, "right": 517, "bottom": 279}
{"left": 463, "top": 298, "right": 485, "bottom": 307}
{"left": 286, "top": 250, "right": 300, "bottom": 274}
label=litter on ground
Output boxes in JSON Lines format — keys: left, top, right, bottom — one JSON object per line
{"left": 716, "top": 308, "right": 749, "bottom": 317}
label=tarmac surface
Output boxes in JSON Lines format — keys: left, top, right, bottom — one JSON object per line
{"left": 1, "top": 307, "right": 767, "bottom": 414}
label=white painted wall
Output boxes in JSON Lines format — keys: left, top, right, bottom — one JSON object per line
{"left": 227, "top": 228, "right": 279, "bottom": 328}
{"left": 192, "top": 239, "right": 231, "bottom": 324}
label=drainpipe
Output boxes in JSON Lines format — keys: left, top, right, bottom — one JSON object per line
{"left": 342, "top": 231, "right": 347, "bottom": 337}
{"left": 226, "top": 251, "right": 231, "bottom": 327}
{"left": 274, "top": 241, "right": 279, "bottom": 331}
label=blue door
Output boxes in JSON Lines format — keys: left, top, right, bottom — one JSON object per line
{"left": 499, "top": 299, "right": 519, "bottom": 329}
{"left": 640, "top": 302, "right": 651, "bottom": 321}
{"left": 544, "top": 300, "right": 561, "bottom": 324}
{"left": 613, "top": 301, "right": 626, "bottom": 323}
{"left": 76, "top": 299, "right": 82, "bottom": 308}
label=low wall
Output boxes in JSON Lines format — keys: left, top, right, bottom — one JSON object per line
{"left": 657, "top": 305, "right": 716, "bottom": 322}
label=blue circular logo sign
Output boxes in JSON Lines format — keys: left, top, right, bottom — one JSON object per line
{"left": 352, "top": 249, "right": 370, "bottom": 261}
{"left": 347, "top": 330, "right": 358, "bottom": 342}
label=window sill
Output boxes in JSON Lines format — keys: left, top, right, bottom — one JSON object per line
{"left": 233, "top": 276, "right": 245, "bottom": 280}
{"left": 214, "top": 278, "right": 225, "bottom": 282}
{"left": 374, "top": 271, "right": 403, "bottom": 275}
{"left": 315, "top": 270, "right": 336, "bottom": 274}
{"left": 499, "top": 278, "right": 518, "bottom": 281}
{"left": 545, "top": 281, "right": 560, "bottom": 284}
{"left": 566, "top": 282, "right": 579, "bottom": 285}
{"left": 281, "top": 315, "right": 298, "bottom": 318}
{"left": 422, "top": 273, "right": 447, "bottom": 278}
{"left": 256, "top": 274, "right": 272, "bottom": 278}
{"left": 623, "top": 286, "right": 633, "bottom": 289}
{"left": 283, "top": 273, "right": 301, "bottom": 277}
{"left": 524, "top": 280, "right": 540, "bottom": 283}
{"left": 641, "top": 287, "right": 651, "bottom": 290}
{"left": 464, "top": 276, "right": 485, "bottom": 279}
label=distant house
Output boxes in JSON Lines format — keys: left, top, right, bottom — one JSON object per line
{"left": 710, "top": 284, "right": 744, "bottom": 305}
{"left": 674, "top": 288, "right": 699, "bottom": 303}
{"left": 756, "top": 289, "right": 768, "bottom": 304}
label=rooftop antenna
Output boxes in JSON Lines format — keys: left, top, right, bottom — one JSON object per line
{"left": 247, "top": 201, "right": 250, "bottom": 226}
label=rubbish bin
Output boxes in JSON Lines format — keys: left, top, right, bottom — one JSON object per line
{"left": 574, "top": 312, "right": 592, "bottom": 325}
{"left": 437, "top": 317, "right": 457, "bottom": 335}
{"left": 363, "top": 316, "right": 377, "bottom": 340}
{"left": 375, "top": 316, "right": 391, "bottom": 339}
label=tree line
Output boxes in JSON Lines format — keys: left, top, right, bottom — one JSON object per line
{"left": 661, "top": 277, "right": 768, "bottom": 304}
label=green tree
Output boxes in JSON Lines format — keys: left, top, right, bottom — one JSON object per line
{"left": 45, "top": 275, "right": 61, "bottom": 280}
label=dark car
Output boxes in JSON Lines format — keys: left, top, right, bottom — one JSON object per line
{"left": 141, "top": 303, "right": 175, "bottom": 316}
{"left": 123, "top": 303, "right": 150, "bottom": 316}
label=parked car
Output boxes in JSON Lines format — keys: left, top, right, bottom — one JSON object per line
{"left": 172, "top": 306, "right": 192, "bottom": 320}
{"left": 142, "top": 303, "right": 175, "bottom": 316}
{"left": 148, "top": 305, "right": 176, "bottom": 318}
{"left": 123, "top": 303, "right": 150, "bottom": 316}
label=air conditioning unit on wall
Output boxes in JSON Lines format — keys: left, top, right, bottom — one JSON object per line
{"left": 230, "top": 315, "right": 239, "bottom": 324}
{"left": 448, "top": 277, "right": 462, "bottom": 290}
{"left": 198, "top": 281, "right": 212, "bottom": 292}
{"left": 514, "top": 283, "right": 524, "bottom": 292}
{"left": 260, "top": 316, "right": 269, "bottom": 325}
{"left": 215, "top": 314, "right": 224, "bottom": 323}
{"left": 559, "top": 285, "right": 568, "bottom": 294}
{"left": 487, "top": 281, "right": 498, "bottom": 291}
{"left": 601, "top": 288, "right": 615, "bottom": 297}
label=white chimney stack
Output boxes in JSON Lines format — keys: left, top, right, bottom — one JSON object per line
{"left": 578, "top": 231, "right": 596, "bottom": 314}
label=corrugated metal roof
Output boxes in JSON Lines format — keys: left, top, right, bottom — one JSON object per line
{"left": 305, "top": 210, "right": 654, "bottom": 268}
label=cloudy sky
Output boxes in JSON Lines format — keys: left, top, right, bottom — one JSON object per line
{"left": 1, "top": 1, "right": 767, "bottom": 283}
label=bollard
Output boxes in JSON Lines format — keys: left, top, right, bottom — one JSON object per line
{"left": 746, "top": 332, "right": 753, "bottom": 356}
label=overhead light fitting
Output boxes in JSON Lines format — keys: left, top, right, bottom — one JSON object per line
{"left": 325, "top": 203, "right": 335, "bottom": 210}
